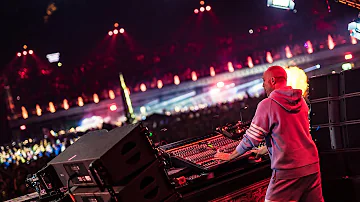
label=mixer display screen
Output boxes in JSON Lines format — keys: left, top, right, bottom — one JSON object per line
{"left": 164, "top": 134, "right": 246, "bottom": 171}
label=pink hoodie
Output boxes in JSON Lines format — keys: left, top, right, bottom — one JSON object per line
{"left": 236, "top": 86, "right": 320, "bottom": 179}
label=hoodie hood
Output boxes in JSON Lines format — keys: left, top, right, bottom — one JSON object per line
{"left": 269, "top": 86, "right": 303, "bottom": 112}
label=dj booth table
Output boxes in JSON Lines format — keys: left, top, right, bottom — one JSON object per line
{"left": 178, "top": 161, "right": 271, "bottom": 202}
{"left": 8, "top": 160, "right": 271, "bottom": 202}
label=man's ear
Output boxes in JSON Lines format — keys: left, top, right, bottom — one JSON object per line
{"left": 270, "top": 77, "right": 276, "bottom": 85}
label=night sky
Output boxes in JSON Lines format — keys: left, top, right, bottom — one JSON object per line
{"left": 0, "top": 0, "right": 357, "bottom": 71}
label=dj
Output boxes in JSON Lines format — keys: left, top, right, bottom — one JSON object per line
{"left": 215, "top": 66, "right": 324, "bottom": 202}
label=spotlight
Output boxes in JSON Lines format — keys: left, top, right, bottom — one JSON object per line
{"left": 194, "top": 9, "right": 199, "bottom": 14}
{"left": 345, "top": 53, "right": 353, "bottom": 60}
{"left": 20, "top": 125, "right": 26, "bottom": 130}
{"left": 200, "top": 1, "right": 205, "bottom": 5}
{"left": 17, "top": 52, "right": 22, "bottom": 57}
{"left": 28, "top": 50, "right": 33, "bottom": 55}
{"left": 200, "top": 7, "right": 205, "bottom": 12}
{"left": 114, "top": 23, "right": 119, "bottom": 28}
{"left": 342, "top": 63, "right": 353, "bottom": 71}
{"left": 110, "top": 104, "right": 117, "bottom": 111}
{"left": 267, "top": 0, "right": 295, "bottom": 10}
{"left": 249, "top": 29, "right": 254, "bottom": 34}
{"left": 22, "top": 51, "right": 27, "bottom": 56}
{"left": 206, "top": 6, "right": 211, "bottom": 11}
{"left": 119, "top": 28, "right": 125, "bottom": 34}
{"left": 108, "top": 31, "right": 113, "bottom": 36}
{"left": 113, "top": 29, "right": 119, "bottom": 34}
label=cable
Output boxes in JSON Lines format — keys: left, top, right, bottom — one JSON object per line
{"left": 67, "top": 173, "right": 78, "bottom": 202}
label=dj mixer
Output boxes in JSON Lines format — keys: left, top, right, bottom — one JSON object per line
{"left": 160, "top": 121, "right": 253, "bottom": 171}
{"left": 160, "top": 134, "right": 251, "bottom": 171}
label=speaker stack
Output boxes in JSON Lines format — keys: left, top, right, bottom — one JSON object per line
{"left": 32, "top": 123, "right": 178, "bottom": 202}
{"left": 309, "top": 68, "right": 360, "bottom": 202}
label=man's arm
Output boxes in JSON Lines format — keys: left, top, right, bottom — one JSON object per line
{"left": 215, "top": 100, "right": 271, "bottom": 161}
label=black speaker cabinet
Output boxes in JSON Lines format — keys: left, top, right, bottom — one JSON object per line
{"left": 310, "top": 99, "right": 340, "bottom": 125}
{"left": 320, "top": 149, "right": 360, "bottom": 178}
{"left": 343, "top": 123, "right": 360, "bottom": 149}
{"left": 309, "top": 73, "right": 339, "bottom": 100}
{"left": 311, "top": 125, "right": 344, "bottom": 151}
{"left": 73, "top": 160, "right": 175, "bottom": 202}
{"left": 48, "top": 123, "right": 157, "bottom": 187}
{"left": 340, "top": 67, "right": 360, "bottom": 95}
{"left": 322, "top": 176, "right": 360, "bottom": 202}
{"left": 340, "top": 95, "right": 360, "bottom": 122}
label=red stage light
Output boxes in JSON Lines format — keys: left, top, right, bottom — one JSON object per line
{"left": 194, "top": 9, "right": 199, "bottom": 14}
{"left": 108, "top": 31, "right": 113, "bottom": 36}
{"left": 28, "top": 50, "right": 33, "bottom": 55}
{"left": 114, "top": 23, "right": 119, "bottom": 28}
{"left": 200, "top": 7, "right": 205, "bottom": 12}
{"left": 113, "top": 29, "right": 119, "bottom": 34}
{"left": 110, "top": 104, "right": 117, "bottom": 111}
{"left": 22, "top": 51, "right": 27, "bottom": 56}
{"left": 119, "top": 28, "right": 125, "bottom": 34}
{"left": 345, "top": 53, "right": 353, "bottom": 60}
{"left": 17, "top": 52, "right": 21, "bottom": 57}
{"left": 206, "top": 6, "right": 211, "bottom": 11}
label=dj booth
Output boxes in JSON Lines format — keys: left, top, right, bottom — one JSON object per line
{"left": 11, "top": 68, "right": 360, "bottom": 202}
{"left": 12, "top": 121, "right": 272, "bottom": 202}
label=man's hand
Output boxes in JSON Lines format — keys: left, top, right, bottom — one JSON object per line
{"left": 250, "top": 145, "right": 268, "bottom": 159}
{"left": 214, "top": 152, "right": 231, "bottom": 161}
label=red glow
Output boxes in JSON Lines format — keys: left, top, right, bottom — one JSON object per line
{"left": 191, "top": 71, "right": 198, "bottom": 81}
{"left": 108, "top": 31, "right": 113, "bottom": 36}
{"left": 247, "top": 56, "right": 254, "bottom": 68}
{"left": 194, "top": 9, "right": 199, "bottom": 14}
{"left": 210, "top": 66, "right": 215, "bottom": 76}
{"left": 113, "top": 29, "right": 119, "bottom": 34}
{"left": 306, "top": 41, "right": 313, "bottom": 54}
{"left": 17, "top": 52, "right": 21, "bottom": 57}
{"left": 140, "top": 83, "right": 147, "bottom": 92}
{"left": 266, "top": 52, "right": 273, "bottom": 63}
{"left": 345, "top": 53, "right": 353, "bottom": 60}
{"left": 119, "top": 28, "right": 125, "bottom": 34}
{"left": 157, "top": 80, "right": 163, "bottom": 89}
{"left": 22, "top": 51, "right": 27, "bottom": 56}
{"left": 200, "top": 7, "right": 205, "bottom": 12}
{"left": 285, "top": 46, "right": 293, "bottom": 58}
{"left": 328, "top": 34, "right": 335, "bottom": 50}
{"left": 20, "top": 125, "right": 26, "bottom": 130}
{"left": 206, "top": 6, "right": 211, "bottom": 11}
{"left": 110, "top": 104, "right": 117, "bottom": 111}
{"left": 28, "top": 50, "right": 33, "bottom": 55}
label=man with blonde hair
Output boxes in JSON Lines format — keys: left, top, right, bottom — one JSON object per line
{"left": 215, "top": 66, "right": 324, "bottom": 201}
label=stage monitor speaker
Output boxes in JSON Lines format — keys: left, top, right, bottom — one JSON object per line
{"left": 309, "top": 73, "right": 339, "bottom": 100}
{"left": 48, "top": 123, "right": 157, "bottom": 188}
{"left": 340, "top": 67, "right": 360, "bottom": 95}
{"left": 72, "top": 160, "right": 176, "bottom": 202}
{"left": 311, "top": 125, "right": 344, "bottom": 151}
{"left": 310, "top": 99, "right": 340, "bottom": 125}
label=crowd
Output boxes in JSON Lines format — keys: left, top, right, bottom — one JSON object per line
{"left": 144, "top": 94, "right": 265, "bottom": 144}
{"left": 0, "top": 133, "right": 79, "bottom": 200}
